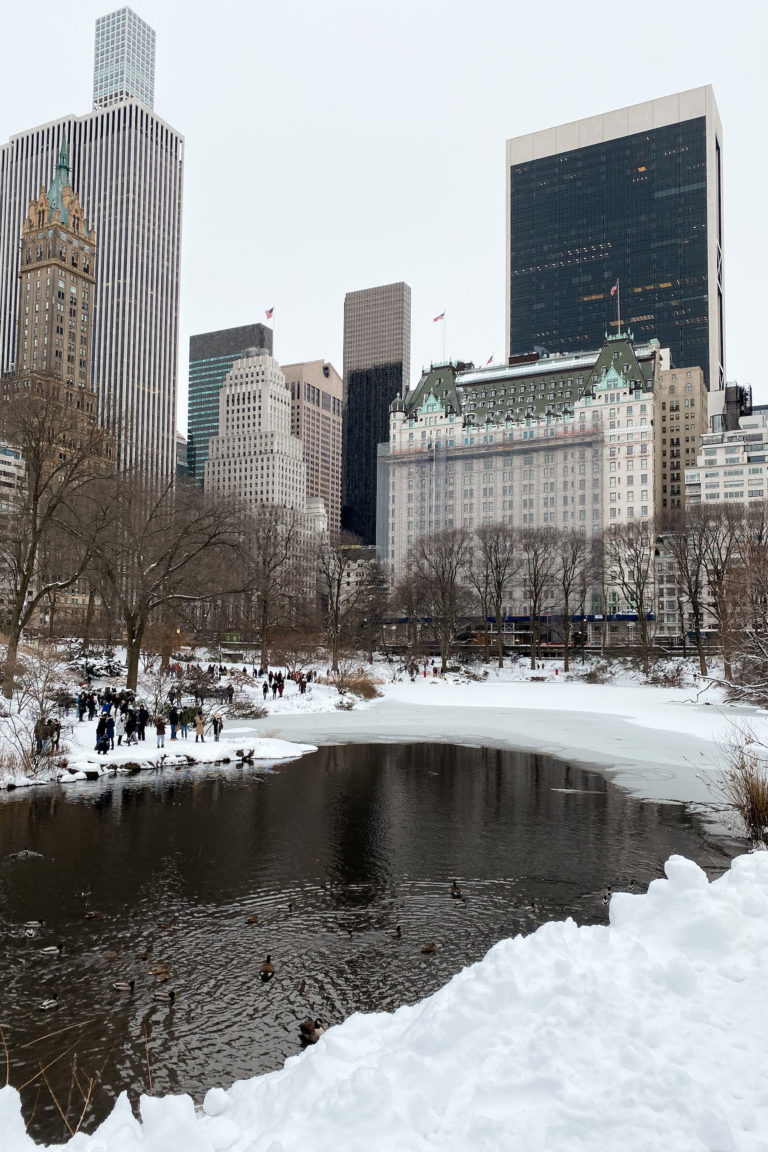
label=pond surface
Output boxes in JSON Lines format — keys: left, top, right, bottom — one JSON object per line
{"left": 0, "top": 743, "right": 742, "bottom": 1144}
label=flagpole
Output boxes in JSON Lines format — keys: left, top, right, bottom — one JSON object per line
{"left": 616, "top": 279, "right": 621, "bottom": 336}
{"left": 443, "top": 315, "right": 446, "bottom": 364}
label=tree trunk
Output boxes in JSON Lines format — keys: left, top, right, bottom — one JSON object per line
{"left": 125, "top": 620, "right": 143, "bottom": 692}
{"left": 640, "top": 613, "right": 649, "bottom": 677}
{"left": 495, "top": 597, "right": 504, "bottom": 669}
{"left": 692, "top": 607, "right": 708, "bottom": 677}
{"left": 530, "top": 610, "right": 538, "bottom": 670}
{"left": 720, "top": 595, "right": 732, "bottom": 681}
{"left": 260, "top": 597, "right": 270, "bottom": 671}
{"left": 82, "top": 587, "right": 96, "bottom": 652}
{"left": 562, "top": 603, "right": 571, "bottom": 672}
{"left": 2, "top": 625, "right": 22, "bottom": 699}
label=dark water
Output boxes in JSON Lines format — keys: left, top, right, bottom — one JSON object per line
{"left": 0, "top": 744, "right": 742, "bottom": 1144}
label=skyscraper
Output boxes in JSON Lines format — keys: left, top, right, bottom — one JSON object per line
{"left": 0, "top": 9, "right": 183, "bottom": 478}
{"left": 342, "top": 281, "right": 411, "bottom": 543}
{"left": 187, "top": 324, "right": 273, "bottom": 483}
{"left": 506, "top": 87, "right": 724, "bottom": 388}
{"left": 205, "top": 351, "right": 306, "bottom": 511}
{"left": 282, "top": 359, "right": 343, "bottom": 537}
{"left": 93, "top": 7, "right": 156, "bottom": 109}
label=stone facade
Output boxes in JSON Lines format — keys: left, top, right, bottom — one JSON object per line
{"left": 282, "top": 359, "right": 343, "bottom": 538}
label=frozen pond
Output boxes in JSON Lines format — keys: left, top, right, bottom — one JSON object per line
{"left": 0, "top": 743, "right": 742, "bottom": 1143}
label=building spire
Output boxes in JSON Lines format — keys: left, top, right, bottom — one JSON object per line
{"left": 47, "top": 136, "right": 72, "bottom": 225}
{"left": 57, "top": 137, "right": 70, "bottom": 181}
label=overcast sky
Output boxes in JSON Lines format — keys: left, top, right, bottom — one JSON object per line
{"left": 1, "top": 0, "right": 765, "bottom": 430}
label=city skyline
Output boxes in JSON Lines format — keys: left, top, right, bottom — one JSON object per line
{"left": 0, "top": 0, "right": 764, "bottom": 430}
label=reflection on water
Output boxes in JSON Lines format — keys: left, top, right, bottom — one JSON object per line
{"left": 0, "top": 744, "right": 742, "bottom": 1143}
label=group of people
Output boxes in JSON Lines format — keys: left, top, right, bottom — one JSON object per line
{"left": 154, "top": 708, "right": 223, "bottom": 748}
{"left": 260, "top": 668, "right": 313, "bottom": 701}
{"left": 33, "top": 717, "right": 61, "bottom": 755}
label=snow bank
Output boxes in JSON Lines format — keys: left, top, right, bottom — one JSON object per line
{"left": 4, "top": 851, "right": 768, "bottom": 1151}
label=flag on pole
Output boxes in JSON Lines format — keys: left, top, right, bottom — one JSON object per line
{"left": 486, "top": 355, "right": 494, "bottom": 365}
{"left": 433, "top": 312, "right": 445, "bottom": 322}
{"left": 610, "top": 280, "right": 619, "bottom": 297}
{"left": 265, "top": 307, "right": 274, "bottom": 319}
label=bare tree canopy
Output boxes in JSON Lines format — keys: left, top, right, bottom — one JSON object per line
{"left": 519, "top": 527, "right": 558, "bottom": 670}
{"left": 604, "top": 519, "right": 656, "bottom": 675}
{"left": 86, "top": 476, "right": 240, "bottom": 690}
{"left": 470, "top": 523, "right": 519, "bottom": 668}
{"left": 409, "top": 528, "right": 475, "bottom": 672}
{"left": 0, "top": 378, "right": 111, "bottom": 697}
{"left": 555, "top": 529, "right": 591, "bottom": 672}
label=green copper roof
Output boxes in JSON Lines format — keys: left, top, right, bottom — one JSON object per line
{"left": 47, "top": 139, "right": 71, "bottom": 225}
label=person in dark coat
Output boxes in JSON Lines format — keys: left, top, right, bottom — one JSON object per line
{"left": 262, "top": 680, "right": 269, "bottom": 701}
{"left": 137, "top": 705, "right": 149, "bottom": 742}
{"left": 96, "top": 715, "right": 109, "bottom": 754}
{"left": 106, "top": 714, "right": 115, "bottom": 749}
{"left": 169, "top": 705, "right": 179, "bottom": 740}
{"left": 125, "top": 710, "right": 137, "bottom": 745}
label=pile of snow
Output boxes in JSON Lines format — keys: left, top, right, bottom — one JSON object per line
{"left": 3, "top": 851, "right": 768, "bottom": 1150}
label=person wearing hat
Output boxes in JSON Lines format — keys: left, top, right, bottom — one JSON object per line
{"left": 212, "top": 713, "right": 224, "bottom": 742}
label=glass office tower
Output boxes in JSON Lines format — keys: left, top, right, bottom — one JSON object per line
{"left": 342, "top": 282, "right": 411, "bottom": 544}
{"left": 94, "top": 7, "right": 156, "bottom": 109}
{"left": 506, "top": 87, "right": 724, "bottom": 388}
{"left": 187, "top": 324, "right": 273, "bottom": 483}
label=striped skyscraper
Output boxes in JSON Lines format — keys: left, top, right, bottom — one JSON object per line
{"left": 0, "top": 9, "right": 183, "bottom": 478}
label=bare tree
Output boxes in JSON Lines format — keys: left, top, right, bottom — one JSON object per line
{"left": 659, "top": 506, "right": 711, "bottom": 676}
{"left": 409, "top": 528, "right": 475, "bottom": 672}
{"left": 555, "top": 529, "right": 590, "bottom": 672}
{"left": 87, "top": 476, "right": 239, "bottom": 691}
{"left": 702, "top": 504, "right": 742, "bottom": 681}
{"left": 470, "top": 523, "right": 519, "bottom": 668}
{"left": 316, "top": 540, "right": 374, "bottom": 672}
{"left": 604, "top": 520, "right": 656, "bottom": 676}
{"left": 392, "top": 570, "right": 430, "bottom": 661}
{"left": 236, "top": 503, "right": 304, "bottom": 670}
{"left": 519, "top": 527, "right": 558, "bottom": 670}
{"left": 0, "top": 379, "right": 110, "bottom": 697}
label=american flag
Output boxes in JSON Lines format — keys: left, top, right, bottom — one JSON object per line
{"left": 433, "top": 312, "right": 445, "bottom": 322}
{"left": 265, "top": 307, "right": 274, "bottom": 319}
{"left": 610, "top": 280, "right": 619, "bottom": 298}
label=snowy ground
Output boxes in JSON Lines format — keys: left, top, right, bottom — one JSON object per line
{"left": 2, "top": 850, "right": 768, "bottom": 1151}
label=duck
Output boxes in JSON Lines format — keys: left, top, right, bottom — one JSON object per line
{"left": 41, "top": 943, "right": 63, "bottom": 956}
{"left": 246, "top": 914, "right": 260, "bottom": 924}
{"left": 149, "top": 964, "right": 170, "bottom": 976}
{"left": 24, "top": 928, "right": 37, "bottom": 938}
{"left": 39, "top": 994, "right": 59, "bottom": 1011}
{"left": 388, "top": 925, "right": 403, "bottom": 939}
{"left": 153, "top": 988, "right": 175, "bottom": 1002}
{"left": 601, "top": 887, "right": 612, "bottom": 906}
{"left": 85, "top": 910, "right": 104, "bottom": 920}
{"left": 102, "top": 949, "right": 119, "bottom": 960}
{"left": 299, "top": 1018, "right": 325, "bottom": 1044}
{"left": 450, "top": 879, "right": 463, "bottom": 900}
{"left": 24, "top": 919, "right": 45, "bottom": 929}
{"left": 259, "top": 955, "right": 275, "bottom": 982}
{"left": 278, "top": 902, "right": 294, "bottom": 913}
{"left": 421, "top": 942, "right": 436, "bottom": 955}
{"left": 112, "top": 979, "right": 135, "bottom": 992}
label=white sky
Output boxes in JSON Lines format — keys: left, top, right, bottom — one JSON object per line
{"left": 1, "top": 0, "right": 765, "bottom": 432}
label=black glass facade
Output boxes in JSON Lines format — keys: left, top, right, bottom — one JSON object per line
{"left": 342, "top": 362, "right": 404, "bottom": 543}
{"left": 509, "top": 117, "right": 713, "bottom": 383}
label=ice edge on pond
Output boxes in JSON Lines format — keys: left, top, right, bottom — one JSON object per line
{"left": 2, "top": 850, "right": 768, "bottom": 1151}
